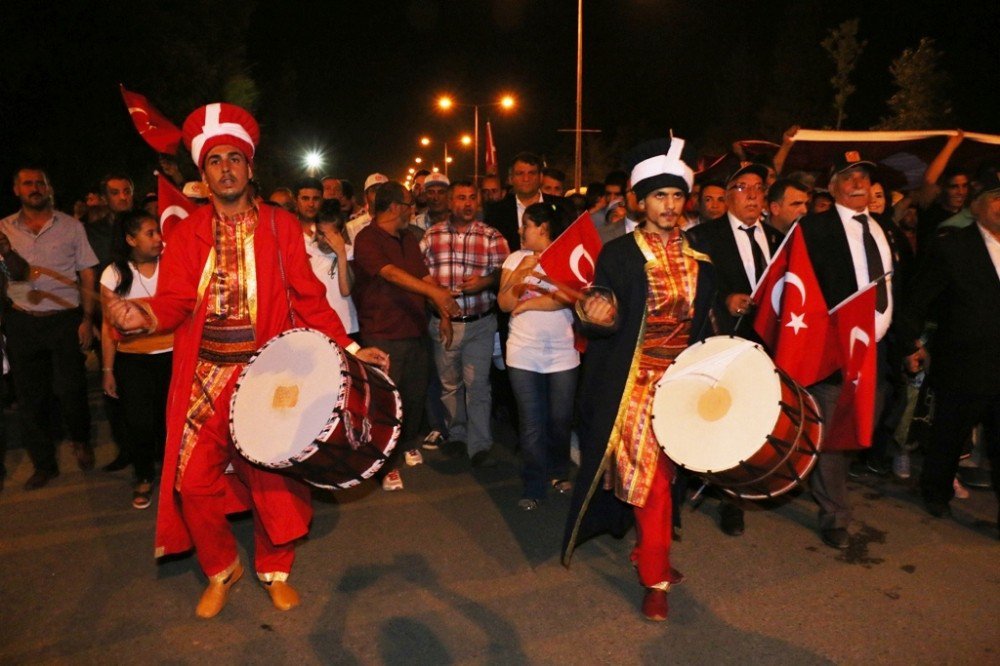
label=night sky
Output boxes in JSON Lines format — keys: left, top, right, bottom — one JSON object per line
{"left": 1, "top": 0, "right": 997, "bottom": 210}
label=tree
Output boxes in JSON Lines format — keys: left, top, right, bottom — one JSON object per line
{"left": 821, "top": 19, "right": 867, "bottom": 130}
{"left": 874, "top": 38, "right": 952, "bottom": 130}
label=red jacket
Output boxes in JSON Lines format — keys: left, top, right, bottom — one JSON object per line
{"left": 149, "top": 203, "right": 352, "bottom": 558}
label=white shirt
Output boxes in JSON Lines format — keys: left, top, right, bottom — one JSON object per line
{"left": 100, "top": 262, "right": 172, "bottom": 353}
{"left": 624, "top": 217, "right": 639, "bottom": 234}
{"left": 727, "top": 212, "right": 772, "bottom": 289}
{"left": 515, "top": 192, "right": 543, "bottom": 232}
{"left": 303, "top": 232, "right": 358, "bottom": 334}
{"left": 501, "top": 250, "right": 579, "bottom": 373}
{"left": 977, "top": 222, "right": 1000, "bottom": 282}
{"left": 345, "top": 212, "right": 372, "bottom": 245}
{"left": 833, "top": 203, "right": 894, "bottom": 341}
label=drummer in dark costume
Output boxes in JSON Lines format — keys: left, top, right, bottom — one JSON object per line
{"left": 108, "top": 103, "right": 388, "bottom": 619}
{"left": 562, "top": 137, "right": 717, "bottom": 622}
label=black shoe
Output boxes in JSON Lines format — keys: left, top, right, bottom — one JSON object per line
{"left": 24, "top": 469, "right": 59, "bottom": 491}
{"left": 865, "top": 457, "right": 891, "bottom": 476}
{"left": 102, "top": 454, "right": 132, "bottom": 472}
{"left": 956, "top": 467, "right": 992, "bottom": 489}
{"left": 821, "top": 527, "right": 850, "bottom": 549}
{"left": 924, "top": 500, "right": 952, "bottom": 518}
{"left": 719, "top": 504, "right": 745, "bottom": 537}
{"left": 470, "top": 450, "right": 497, "bottom": 468}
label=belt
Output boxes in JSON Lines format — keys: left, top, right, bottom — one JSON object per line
{"left": 435, "top": 310, "right": 495, "bottom": 324}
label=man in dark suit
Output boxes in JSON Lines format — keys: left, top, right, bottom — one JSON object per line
{"left": 798, "top": 151, "right": 896, "bottom": 549}
{"left": 685, "top": 163, "right": 783, "bottom": 536}
{"left": 484, "top": 152, "right": 549, "bottom": 252}
{"left": 899, "top": 174, "right": 1000, "bottom": 534}
{"left": 688, "top": 164, "right": 784, "bottom": 341}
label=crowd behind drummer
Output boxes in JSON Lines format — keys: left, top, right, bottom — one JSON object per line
{"left": 1, "top": 117, "right": 997, "bottom": 622}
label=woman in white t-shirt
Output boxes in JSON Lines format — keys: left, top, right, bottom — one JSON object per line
{"left": 100, "top": 211, "right": 173, "bottom": 509}
{"left": 498, "top": 202, "right": 579, "bottom": 511}
{"left": 307, "top": 202, "right": 358, "bottom": 335}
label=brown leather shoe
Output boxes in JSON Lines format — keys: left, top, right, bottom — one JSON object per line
{"left": 641, "top": 588, "right": 669, "bottom": 622}
{"left": 195, "top": 562, "right": 244, "bottom": 619}
{"left": 262, "top": 580, "right": 300, "bottom": 611}
{"left": 71, "top": 442, "right": 95, "bottom": 471}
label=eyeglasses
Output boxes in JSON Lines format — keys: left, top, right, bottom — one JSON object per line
{"left": 397, "top": 200, "right": 415, "bottom": 207}
{"left": 728, "top": 183, "right": 765, "bottom": 194}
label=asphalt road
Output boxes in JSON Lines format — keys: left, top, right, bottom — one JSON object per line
{"left": 1, "top": 402, "right": 997, "bottom": 664}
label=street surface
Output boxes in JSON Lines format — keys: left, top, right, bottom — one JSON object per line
{"left": 1, "top": 392, "right": 997, "bottom": 664}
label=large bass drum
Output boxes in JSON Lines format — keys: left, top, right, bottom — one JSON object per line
{"left": 229, "top": 328, "right": 401, "bottom": 490}
{"left": 652, "top": 336, "right": 822, "bottom": 500}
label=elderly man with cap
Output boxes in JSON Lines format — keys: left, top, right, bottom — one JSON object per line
{"left": 345, "top": 173, "right": 389, "bottom": 244}
{"left": 108, "top": 102, "right": 388, "bottom": 618}
{"left": 797, "top": 150, "right": 896, "bottom": 550}
{"left": 562, "top": 137, "right": 718, "bottom": 622}
{"left": 899, "top": 172, "right": 1000, "bottom": 536}
{"left": 684, "top": 162, "right": 784, "bottom": 537}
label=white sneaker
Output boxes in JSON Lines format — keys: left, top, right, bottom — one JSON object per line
{"left": 953, "top": 477, "right": 970, "bottom": 500}
{"left": 381, "top": 470, "right": 403, "bottom": 491}
{"left": 405, "top": 449, "right": 423, "bottom": 466}
{"left": 892, "top": 452, "right": 911, "bottom": 480}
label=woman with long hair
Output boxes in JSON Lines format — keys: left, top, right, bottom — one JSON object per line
{"left": 100, "top": 211, "right": 173, "bottom": 509}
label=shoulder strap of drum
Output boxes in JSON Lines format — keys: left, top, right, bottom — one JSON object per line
{"left": 269, "top": 206, "right": 298, "bottom": 328}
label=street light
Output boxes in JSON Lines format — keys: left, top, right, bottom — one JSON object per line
{"left": 418, "top": 134, "right": 472, "bottom": 178}
{"left": 302, "top": 149, "right": 325, "bottom": 175}
{"left": 436, "top": 93, "right": 517, "bottom": 183}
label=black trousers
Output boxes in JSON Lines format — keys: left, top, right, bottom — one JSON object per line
{"left": 361, "top": 335, "right": 429, "bottom": 475}
{"left": 921, "top": 388, "right": 1000, "bottom": 505}
{"left": 6, "top": 309, "right": 91, "bottom": 473}
{"left": 114, "top": 351, "right": 172, "bottom": 481}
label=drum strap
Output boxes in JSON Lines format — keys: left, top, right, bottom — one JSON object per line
{"left": 269, "top": 207, "right": 298, "bottom": 327}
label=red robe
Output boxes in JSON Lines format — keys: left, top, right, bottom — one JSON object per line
{"left": 147, "top": 203, "right": 353, "bottom": 558}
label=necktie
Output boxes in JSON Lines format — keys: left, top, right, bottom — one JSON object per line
{"left": 854, "top": 214, "right": 889, "bottom": 313}
{"left": 740, "top": 225, "right": 766, "bottom": 285}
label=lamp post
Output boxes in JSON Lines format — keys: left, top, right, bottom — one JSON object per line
{"left": 437, "top": 94, "right": 515, "bottom": 184}
{"left": 418, "top": 134, "right": 473, "bottom": 178}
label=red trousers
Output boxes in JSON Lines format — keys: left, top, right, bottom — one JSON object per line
{"left": 631, "top": 451, "right": 676, "bottom": 588}
{"left": 177, "top": 374, "right": 295, "bottom": 580}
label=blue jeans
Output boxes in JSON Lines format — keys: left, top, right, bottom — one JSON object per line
{"left": 508, "top": 366, "right": 578, "bottom": 500}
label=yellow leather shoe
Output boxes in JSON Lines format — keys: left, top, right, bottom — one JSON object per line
{"left": 262, "top": 580, "right": 300, "bottom": 611}
{"left": 195, "top": 561, "right": 244, "bottom": 619}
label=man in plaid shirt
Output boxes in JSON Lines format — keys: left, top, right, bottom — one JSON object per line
{"left": 421, "top": 180, "right": 510, "bottom": 467}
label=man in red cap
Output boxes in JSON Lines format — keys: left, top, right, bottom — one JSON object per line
{"left": 109, "top": 102, "right": 388, "bottom": 619}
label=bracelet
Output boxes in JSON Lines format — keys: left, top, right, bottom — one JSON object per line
{"left": 102, "top": 368, "right": 113, "bottom": 373}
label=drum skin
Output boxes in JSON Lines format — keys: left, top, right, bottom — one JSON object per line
{"left": 230, "top": 328, "right": 402, "bottom": 490}
{"left": 653, "top": 336, "right": 823, "bottom": 500}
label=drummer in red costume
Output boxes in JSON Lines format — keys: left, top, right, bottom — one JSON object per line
{"left": 108, "top": 103, "right": 388, "bottom": 619}
{"left": 562, "top": 137, "right": 718, "bottom": 622}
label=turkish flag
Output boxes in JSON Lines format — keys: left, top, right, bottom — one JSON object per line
{"left": 824, "top": 284, "right": 878, "bottom": 451}
{"left": 537, "top": 211, "right": 604, "bottom": 295}
{"left": 157, "top": 171, "right": 197, "bottom": 241}
{"left": 751, "top": 225, "right": 838, "bottom": 386}
{"left": 119, "top": 84, "right": 182, "bottom": 154}
{"left": 484, "top": 121, "right": 498, "bottom": 176}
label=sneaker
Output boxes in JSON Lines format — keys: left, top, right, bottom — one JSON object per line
{"left": 953, "top": 477, "right": 970, "bottom": 500}
{"left": 381, "top": 470, "right": 403, "bottom": 491}
{"left": 892, "top": 452, "right": 911, "bottom": 480}
{"left": 132, "top": 480, "right": 153, "bottom": 510}
{"left": 422, "top": 430, "right": 444, "bottom": 450}
{"left": 405, "top": 449, "right": 423, "bottom": 466}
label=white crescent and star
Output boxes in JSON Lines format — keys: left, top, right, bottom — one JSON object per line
{"left": 847, "top": 325, "right": 871, "bottom": 387}
{"left": 569, "top": 245, "right": 595, "bottom": 286}
{"left": 772, "top": 272, "right": 809, "bottom": 334}
{"left": 160, "top": 205, "right": 190, "bottom": 226}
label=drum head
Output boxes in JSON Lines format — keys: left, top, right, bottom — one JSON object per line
{"left": 653, "top": 336, "right": 781, "bottom": 473}
{"left": 231, "top": 329, "right": 344, "bottom": 466}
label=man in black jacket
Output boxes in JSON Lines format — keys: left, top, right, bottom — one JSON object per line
{"left": 797, "top": 151, "right": 896, "bottom": 549}
{"left": 900, "top": 174, "right": 1000, "bottom": 533}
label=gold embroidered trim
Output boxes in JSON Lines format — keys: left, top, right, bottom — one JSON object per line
{"left": 244, "top": 230, "right": 257, "bottom": 329}
{"left": 209, "top": 557, "right": 241, "bottom": 583}
{"left": 257, "top": 571, "right": 289, "bottom": 583}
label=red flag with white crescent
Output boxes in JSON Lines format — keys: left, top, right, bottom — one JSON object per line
{"left": 750, "top": 224, "right": 838, "bottom": 386}
{"left": 157, "top": 171, "right": 197, "bottom": 241}
{"left": 119, "top": 84, "right": 182, "bottom": 154}
{"left": 484, "top": 121, "right": 498, "bottom": 176}
{"left": 824, "top": 283, "right": 878, "bottom": 451}
{"left": 537, "top": 211, "right": 603, "bottom": 294}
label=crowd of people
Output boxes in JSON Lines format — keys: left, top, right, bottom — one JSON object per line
{"left": 0, "top": 103, "right": 996, "bottom": 622}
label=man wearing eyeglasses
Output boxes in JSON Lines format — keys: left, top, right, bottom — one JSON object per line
{"left": 685, "top": 163, "right": 783, "bottom": 537}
